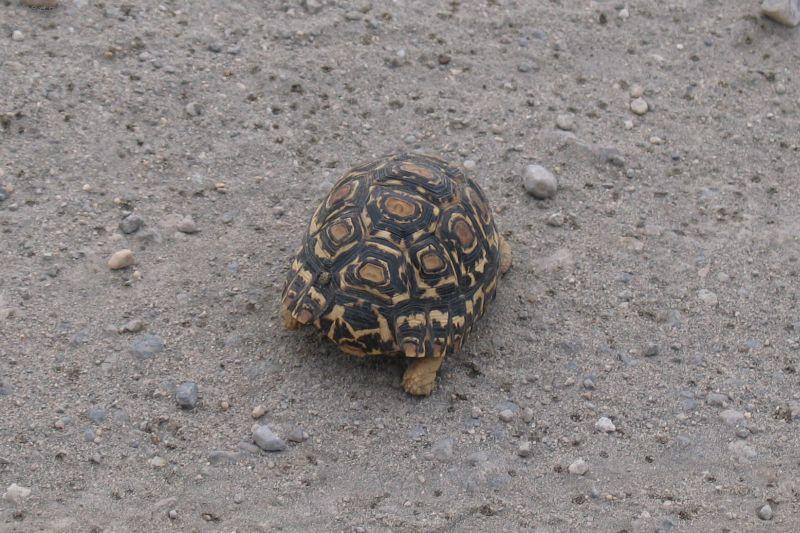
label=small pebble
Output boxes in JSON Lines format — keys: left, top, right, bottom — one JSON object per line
{"left": 523, "top": 165, "right": 558, "bottom": 200}
{"left": 720, "top": 409, "right": 745, "bottom": 426}
{"left": 556, "top": 113, "right": 575, "bottom": 131}
{"left": 517, "top": 441, "right": 532, "bottom": 457}
{"left": 251, "top": 405, "right": 267, "bottom": 419}
{"left": 287, "top": 427, "right": 309, "bottom": 443}
{"left": 108, "top": 249, "right": 134, "bottom": 270}
{"left": 253, "top": 425, "right": 287, "bottom": 452}
{"left": 3, "top": 483, "right": 31, "bottom": 504}
{"left": 168, "top": 509, "right": 178, "bottom": 520}
{"left": 643, "top": 343, "right": 660, "bottom": 357}
{"left": 431, "top": 437, "right": 454, "bottom": 461}
{"left": 12, "top": 30, "right": 24, "bottom": 42}
{"left": 697, "top": 289, "right": 718, "bottom": 306}
{"left": 630, "top": 98, "right": 649, "bottom": 115}
{"left": 595, "top": 417, "right": 616, "bottom": 433}
{"left": 568, "top": 458, "right": 589, "bottom": 475}
{"left": 757, "top": 503, "right": 774, "bottom": 521}
{"left": 130, "top": 334, "right": 165, "bottom": 359}
{"left": 177, "top": 216, "right": 199, "bottom": 234}
{"left": 119, "top": 214, "right": 143, "bottom": 234}
{"left": 175, "top": 382, "right": 199, "bottom": 409}
{"left": 185, "top": 102, "right": 202, "bottom": 117}
{"left": 87, "top": 407, "right": 106, "bottom": 424}
{"left": 706, "top": 393, "right": 728, "bottom": 407}
{"left": 630, "top": 85, "right": 644, "bottom": 98}
{"left": 463, "top": 159, "right": 476, "bottom": 170}
{"left": 119, "top": 319, "right": 145, "bottom": 333}
{"left": 148, "top": 456, "right": 167, "bottom": 468}
{"left": 498, "top": 409, "right": 515, "bottom": 422}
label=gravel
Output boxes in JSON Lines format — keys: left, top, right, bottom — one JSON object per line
{"left": 3, "top": 2, "right": 800, "bottom": 530}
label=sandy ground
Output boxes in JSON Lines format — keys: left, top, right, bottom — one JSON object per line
{"left": 2, "top": 0, "right": 800, "bottom": 531}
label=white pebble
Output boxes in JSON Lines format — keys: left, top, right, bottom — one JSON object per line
{"left": 523, "top": 165, "right": 558, "bottom": 200}
{"left": 149, "top": 456, "right": 167, "bottom": 468}
{"left": 12, "top": 30, "right": 24, "bottom": 42}
{"left": 568, "top": 458, "right": 589, "bottom": 475}
{"left": 463, "top": 159, "right": 476, "bottom": 170}
{"left": 556, "top": 113, "right": 575, "bottom": 131}
{"left": 630, "top": 98, "right": 649, "bottom": 115}
{"left": 3, "top": 483, "right": 31, "bottom": 504}
{"left": 517, "top": 441, "right": 532, "bottom": 457}
{"left": 595, "top": 416, "right": 616, "bottom": 433}
{"left": 630, "top": 85, "right": 644, "bottom": 98}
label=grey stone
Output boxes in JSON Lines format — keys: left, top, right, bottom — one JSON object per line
{"left": 131, "top": 334, "right": 165, "bottom": 359}
{"left": 556, "top": 113, "right": 575, "bottom": 131}
{"left": 498, "top": 409, "right": 515, "bottom": 422}
{"left": 706, "top": 393, "right": 728, "bottom": 407}
{"left": 523, "top": 165, "right": 558, "bottom": 199}
{"left": 185, "top": 102, "right": 202, "bottom": 117}
{"left": 431, "top": 437, "right": 454, "bottom": 461}
{"left": 568, "top": 458, "right": 589, "bottom": 475}
{"left": 253, "top": 425, "right": 286, "bottom": 452}
{"left": 466, "top": 451, "right": 488, "bottom": 466}
{"left": 177, "top": 216, "right": 199, "bottom": 234}
{"left": 643, "top": 343, "right": 660, "bottom": 357}
{"left": 119, "top": 214, "right": 143, "bottom": 234}
{"left": 287, "top": 427, "right": 309, "bottom": 443}
{"left": 208, "top": 451, "right": 239, "bottom": 465}
{"left": 175, "top": 382, "right": 199, "bottom": 409}
{"left": 83, "top": 428, "right": 96, "bottom": 442}
{"left": 517, "top": 441, "right": 532, "bottom": 457}
{"left": 727, "top": 440, "right": 756, "bottom": 460}
{"left": 87, "top": 407, "right": 106, "bottom": 424}
{"left": 720, "top": 409, "right": 745, "bottom": 426}
{"left": 757, "top": 503, "right": 774, "bottom": 520}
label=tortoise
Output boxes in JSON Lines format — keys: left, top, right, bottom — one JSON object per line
{"left": 280, "top": 153, "right": 511, "bottom": 395}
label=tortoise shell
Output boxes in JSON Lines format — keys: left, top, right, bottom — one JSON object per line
{"left": 280, "top": 153, "right": 508, "bottom": 363}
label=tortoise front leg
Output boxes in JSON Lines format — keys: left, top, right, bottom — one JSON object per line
{"left": 402, "top": 356, "right": 444, "bottom": 396}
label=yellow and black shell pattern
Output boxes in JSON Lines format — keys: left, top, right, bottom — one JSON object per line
{"left": 281, "top": 153, "right": 502, "bottom": 360}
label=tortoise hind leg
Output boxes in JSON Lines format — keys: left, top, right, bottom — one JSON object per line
{"left": 499, "top": 234, "right": 512, "bottom": 275}
{"left": 402, "top": 356, "right": 444, "bottom": 396}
